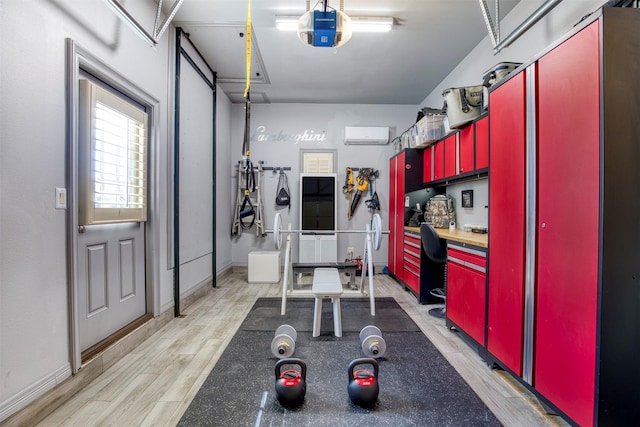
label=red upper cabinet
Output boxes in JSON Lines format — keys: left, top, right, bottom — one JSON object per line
{"left": 433, "top": 141, "right": 444, "bottom": 181}
{"left": 424, "top": 122, "right": 485, "bottom": 184}
{"left": 458, "top": 126, "right": 474, "bottom": 174}
{"left": 444, "top": 134, "right": 457, "bottom": 178}
{"left": 423, "top": 145, "right": 433, "bottom": 183}
{"left": 487, "top": 69, "right": 527, "bottom": 377}
{"left": 475, "top": 116, "right": 488, "bottom": 170}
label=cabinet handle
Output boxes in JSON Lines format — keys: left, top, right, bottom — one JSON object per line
{"left": 541, "top": 223, "right": 546, "bottom": 228}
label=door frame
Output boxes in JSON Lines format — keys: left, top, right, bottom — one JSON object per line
{"left": 65, "top": 39, "right": 161, "bottom": 373}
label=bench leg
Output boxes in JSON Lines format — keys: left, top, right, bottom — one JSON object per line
{"left": 332, "top": 297, "right": 342, "bottom": 337}
{"left": 281, "top": 237, "right": 292, "bottom": 316}
{"left": 313, "top": 297, "right": 322, "bottom": 337}
{"left": 365, "top": 235, "right": 376, "bottom": 316}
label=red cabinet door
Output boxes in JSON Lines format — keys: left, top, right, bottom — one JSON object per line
{"left": 446, "top": 260, "right": 465, "bottom": 329}
{"left": 388, "top": 156, "right": 397, "bottom": 273}
{"left": 463, "top": 265, "right": 486, "bottom": 346}
{"left": 433, "top": 141, "right": 444, "bottom": 180}
{"left": 394, "top": 152, "right": 406, "bottom": 280}
{"left": 444, "top": 134, "right": 457, "bottom": 178}
{"left": 448, "top": 248, "right": 487, "bottom": 346}
{"left": 487, "top": 70, "right": 527, "bottom": 376}
{"left": 535, "top": 21, "right": 600, "bottom": 427}
{"left": 475, "top": 116, "right": 488, "bottom": 170}
{"left": 458, "top": 125, "right": 474, "bottom": 174}
{"left": 423, "top": 146, "right": 433, "bottom": 183}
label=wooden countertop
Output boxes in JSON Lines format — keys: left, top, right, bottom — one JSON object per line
{"left": 405, "top": 226, "right": 488, "bottom": 248}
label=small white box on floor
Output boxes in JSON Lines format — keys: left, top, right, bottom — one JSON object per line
{"left": 248, "top": 251, "right": 281, "bottom": 283}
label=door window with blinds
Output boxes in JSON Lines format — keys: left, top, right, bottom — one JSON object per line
{"left": 301, "top": 150, "right": 335, "bottom": 173}
{"left": 78, "top": 79, "right": 148, "bottom": 225}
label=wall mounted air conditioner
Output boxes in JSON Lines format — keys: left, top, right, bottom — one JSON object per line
{"left": 344, "top": 126, "right": 389, "bottom": 145}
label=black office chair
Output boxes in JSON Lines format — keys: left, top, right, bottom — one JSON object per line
{"left": 420, "top": 223, "right": 447, "bottom": 319}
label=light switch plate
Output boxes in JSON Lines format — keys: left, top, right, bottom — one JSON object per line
{"left": 55, "top": 188, "right": 67, "bottom": 209}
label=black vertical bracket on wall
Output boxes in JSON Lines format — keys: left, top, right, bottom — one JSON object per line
{"left": 173, "top": 27, "right": 217, "bottom": 317}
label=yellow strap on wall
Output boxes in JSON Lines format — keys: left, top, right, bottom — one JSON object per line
{"left": 244, "top": 0, "right": 251, "bottom": 98}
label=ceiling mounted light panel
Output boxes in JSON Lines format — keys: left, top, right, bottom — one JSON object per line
{"left": 349, "top": 16, "right": 394, "bottom": 33}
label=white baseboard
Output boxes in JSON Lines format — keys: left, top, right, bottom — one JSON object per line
{"left": 0, "top": 363, "right": 71, "bottom": 423}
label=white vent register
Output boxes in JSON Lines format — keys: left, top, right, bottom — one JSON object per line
{"left": 344, "top": 126, "right": 389, "bottom": 145}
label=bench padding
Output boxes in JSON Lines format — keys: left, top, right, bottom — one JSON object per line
{"left": 311, "top": 268, "right": 343, "bottom": 337}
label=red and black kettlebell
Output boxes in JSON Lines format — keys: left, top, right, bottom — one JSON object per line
{"left": 274, "top": 358, "right": 307, "bottom": 407}
{"left": 347, "top": 358, "right": 379, "bottom": 408}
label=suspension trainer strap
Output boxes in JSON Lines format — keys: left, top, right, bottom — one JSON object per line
{"left": 242, "top": 0, "right": 252, "bottom": 157}
{"left": 239, "top": 158, "right": 256, "bottom": 229}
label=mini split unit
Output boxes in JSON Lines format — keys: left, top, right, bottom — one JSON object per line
{"left": 344, "top": 126, "right": 390, "bottom": 145}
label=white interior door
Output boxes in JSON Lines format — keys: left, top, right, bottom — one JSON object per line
{"left": 76, "top": 77, "right": 148, "bottom": 352}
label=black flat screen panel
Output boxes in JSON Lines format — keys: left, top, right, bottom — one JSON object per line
{"left": 301, "top": 176, "right": 335, "bottom": 231}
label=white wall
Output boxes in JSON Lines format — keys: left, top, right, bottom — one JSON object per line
{"left": 216, "top": 88, "right": 234, "bottom": 275}
{"left": 447, "top": 178, "right": 489, "bottom": 229}
{"left": 229, "top": 103, "right": 417, "bottom": 267}
{"left": 0, "top": 0, "right": 159, "bottom": 415}
{"left": 420, "top": 0, "right": 608, "bottom": 109}
{"left": 0, "top": 0, "right": 188, "bottom": 419}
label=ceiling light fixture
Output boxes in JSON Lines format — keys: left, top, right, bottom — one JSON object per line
{"left": 275, "top": 15, "right": 393, "bottom": 33}
{"left": 275, "top": 0, "right": 393, "bottom": 48}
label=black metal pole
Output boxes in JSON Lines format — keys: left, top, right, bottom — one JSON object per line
{"left": 173, "top": 27, "right": 182, "bottom": 317}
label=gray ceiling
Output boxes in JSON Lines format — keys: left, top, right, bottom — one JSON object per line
{"left": 169, "top": 0, "right": 520, "bottom": 104}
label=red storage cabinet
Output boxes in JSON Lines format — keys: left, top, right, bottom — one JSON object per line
{"left": 534, "top": 20, "right": 600, "bottom": 427}
{"left": 388, "top": 149, "right": 423, "bottom": 279}
{"left": 402, "top": 227, "right": 445, "bottom": 304}
{"left": 388, "top": 155, "right": 399, "bottom": 276}
{"left": 402, "top": 232, "right": 421, "bottom": 294}
{"left": 487, "top": 70, "right": 527, "bottom": 377}
{"left": 484, "top": 9, "right": 640, "bottom": 426}
{"left": 446, "top": 244, "right": 487, "bottom": 345}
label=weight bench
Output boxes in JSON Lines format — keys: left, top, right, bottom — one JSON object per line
{"left": 312, "top": 268, "right": 343, "bottom": 337}
{"left": 292, "top": 262, "right": 358, "bottom": 289}
{"left": 279, "top": 228, "right": 376, "bottom": 317}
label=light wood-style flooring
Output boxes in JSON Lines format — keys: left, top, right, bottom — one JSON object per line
{"left": 30, "top": 270, "right": 568, "bottom": 426}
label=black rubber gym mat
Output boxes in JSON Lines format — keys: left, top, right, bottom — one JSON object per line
{"left": 178, "top": 298, "right": 500, "bottom": 427}
{"left": 241, "top": 297, "right": 420, "bottom": 333}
